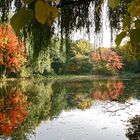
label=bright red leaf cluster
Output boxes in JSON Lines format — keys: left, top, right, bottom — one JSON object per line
{"left": 0, "top": 25, "right": 26, "bottom": 76}
{"left": 0, "top": 90, "right": 28, "bottom": 136}
{"left": 92, "top": 48, "right": 123, "bottom": 70}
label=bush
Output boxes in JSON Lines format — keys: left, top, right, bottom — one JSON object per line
{"left": 92, "top": 48, "right": 123, "bottom": 75}
{"left": 0, "top": 24, "right": 26, "bottom": 78}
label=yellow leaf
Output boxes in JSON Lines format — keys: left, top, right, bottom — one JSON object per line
{"left": 128, "top": 2, "right": 140, "bottom": 17}
{"left": 35, "top": 1, "right": 48, "bottom": 24}
{"left": 35, "top": 0, "right": 59, "bottom": 25}
{"left": 108, "top": 0, "right": 120, "bottom": 9}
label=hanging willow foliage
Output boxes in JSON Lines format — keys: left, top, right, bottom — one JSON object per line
{"left": 0, "top": 0, "right": 132, "bottom": 58}
{"left": 108, "top": 0, "right": 130, "bottom": 42}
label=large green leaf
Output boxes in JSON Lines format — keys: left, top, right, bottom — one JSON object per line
{"left": 130, "top": 29, "right": 140, "bottom": 44}
{"left": 115, "top": 32, "right": 126, "bottom": 46}
{"left": 108, "top": 0, "right": 120, "bottom": 9}
{"left": 10, "top": 8, "right": 33, "bottom": 33}
{"left": 23, "top": 0, "right": 33, "bottom": 4}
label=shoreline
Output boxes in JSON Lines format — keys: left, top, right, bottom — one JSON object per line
{"left": 0, "top": 73, "right": 140, "bottom": 82}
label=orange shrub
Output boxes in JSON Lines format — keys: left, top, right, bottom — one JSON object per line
{"left": 92, "top": 48, "right": 123, "bottom": 74}
{"left": 0, "top": 25, "right": 26, "bottom": 77}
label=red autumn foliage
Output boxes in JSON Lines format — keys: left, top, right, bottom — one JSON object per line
{"left": 92, "top": 81, "right": 124, "bottom": 101}
{"left": 0, "top": 24, "right": 26, "bottom": 76}
{"left": 0, "top": 90, "right": 28, "bottom": 136}
{"left": 92, "top": 48, "right": 123, "bottom": 70}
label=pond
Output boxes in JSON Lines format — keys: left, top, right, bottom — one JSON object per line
{"left": 0, "top": 77, "right": 140, "bottom": 140}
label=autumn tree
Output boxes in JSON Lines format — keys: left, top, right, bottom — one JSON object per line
{"left": 92, "top": 48, "right": 123, "bottom": 75}
{"left": 0, "top": 0, "right": 140, "bottom": 75}
{"left": 0, "top": 25, "right": 26, "bottom": 78}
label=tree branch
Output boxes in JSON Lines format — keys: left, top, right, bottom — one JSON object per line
{"left": 56, "top": 0, "right": 95, "bottom": 8}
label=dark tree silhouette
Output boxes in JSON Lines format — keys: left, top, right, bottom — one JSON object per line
{"left": 126, "top": 115, "right": 140, "bottom": 140}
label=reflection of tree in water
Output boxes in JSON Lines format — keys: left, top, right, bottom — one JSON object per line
{"left": 0, "top": 80, "right": 68, "bottom": 139}
{"left": 16, "top": 81, "right": 54, "bottom": 140}
{"left": 65, "top": 81, "right": 93, "bottom": 110}
{"left": 91, "top": 80, "right": 140, "bottom": 116}
{"left": 126, "top": 115, "right": 140, "bottom": 140}
{"left": 50, "top": 82, "right": 67, "bottom": 118}
{"left": 92, "top": 80, "right": 124, "bottom": 101}
{"left": 68, "top": 92, "right": 92, "bottom": 110}
{"left": 0, "top": 83, "right": 28, "bottom": 137}
{"left": 0, "top": 79, "right": 139, "bottom": 139}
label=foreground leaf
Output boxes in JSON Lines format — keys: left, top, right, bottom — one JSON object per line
{"left": 115, "top": 32, "right": 126, "bottom": 46}
{"left": 35, "top": 1, "right": 59, "bottom": 25}
{"left": 108, "top": 0, "right": 120, "bottom": 9}
{"left": 10, "top": 9, "right": 33, "bottom": 33}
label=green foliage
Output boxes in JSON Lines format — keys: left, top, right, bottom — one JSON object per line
{"left": 130, "top": 29, "right": 140, "bottom": 45}
{"left": 33, "top": 48, "right": 53, "bottom": 75}
{"left": 113, "top": 45, "right": 140, "bottom": 73}
{"left": 19, "top": 66, "right": 32, "bottom": 78}
{"left": 1, "top": 0, "right": 140, "bottom": 76}
{"left": 114, "top": 0, "right": 140, "bottom": 59}
{"left": 50, "top": 37, "right": 66, "bottom": 74}
{"left": 64, "top": 40, "right": 93, "bottom": 74}
{"left": 1, "top": 0, "right": 140, "bottom": 65}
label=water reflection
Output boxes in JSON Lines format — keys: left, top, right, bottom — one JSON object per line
{"left": 0, "top": 78, "right": 139, "bottom": 140}
{"left": 92, "top": 80, "right": 124, "bottom": 101}
{"left": 0, "top": 84, "right": 28, "bottom": 137}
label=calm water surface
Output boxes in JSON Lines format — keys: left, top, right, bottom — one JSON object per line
{"left": 0, "top": 77, "right": 140, "bottom": 140}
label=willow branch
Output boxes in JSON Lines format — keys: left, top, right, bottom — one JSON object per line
{"left": 57, "top": 0, "right": 95, "bottom": 7}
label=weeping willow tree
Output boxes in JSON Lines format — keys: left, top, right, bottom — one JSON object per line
{"left": 0, "top": 0, "right": 140, "bottom": 61}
